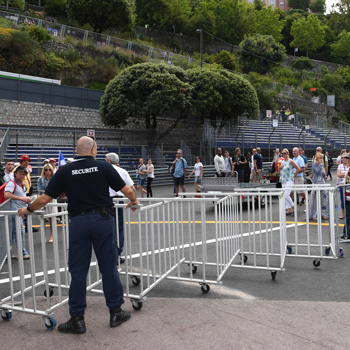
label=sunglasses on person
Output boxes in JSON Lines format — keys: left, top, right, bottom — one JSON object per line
{"left": 281, "top": 152, "right": 287, "bottom": 155}
{"left": 44, "top": 168, "right": 52, "bottom": 171}
{"left": 343, "top": 157, "right": 350, "bottom": 159}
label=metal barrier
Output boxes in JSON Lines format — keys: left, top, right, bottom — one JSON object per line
{"left": 0, "top": 200, "right": 12, "bottom": 271}
{"left": 0, "top": 187, "right": 340, "bottom": 329}
{"left": 235, "top": 184, "right": 339, "bottom": 267}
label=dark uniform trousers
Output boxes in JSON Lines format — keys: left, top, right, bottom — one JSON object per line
{"left": 68, "top": 212, "right": 124, "bottom": 317}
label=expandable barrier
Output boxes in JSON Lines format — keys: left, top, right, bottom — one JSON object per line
{"left": 0, "top": 185, "right": 340, "bottom": 330}
{"left": 235, "top": 184, "right": 338, "bottom": 267}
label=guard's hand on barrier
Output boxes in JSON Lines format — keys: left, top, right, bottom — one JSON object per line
{"left": 125, "top": 200, "right": 141, "bottom": 212}
{"left": 18, "top": 207, "right": 29, "bottom": 218}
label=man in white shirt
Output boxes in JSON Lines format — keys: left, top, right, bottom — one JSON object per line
{"left": 3, "top": 159, "right": 14, "bottom": 183}
{"left": 250, "top": 149, "right": 257, "bottom": 183}
{"left": 105, "top": 152, "right": 135, "bottom": 258}
{"left": 214, "top": 148, "right": 226, "bottom": 177}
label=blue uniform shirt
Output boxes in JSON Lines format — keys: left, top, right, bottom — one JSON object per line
{"left": 44, "top": 156, "right": 126, "bottom": 215}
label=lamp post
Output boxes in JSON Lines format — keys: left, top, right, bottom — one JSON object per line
{"left": 196, "top": 29, "right": 203, "bottom": 68}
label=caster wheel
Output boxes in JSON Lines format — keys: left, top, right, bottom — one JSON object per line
{"left": 271, "top": 271, "right": 277, "bottom": 281}
{"left": 44, "top": 317, "right": 56, "bottom": 330}
{"left": 200, "top": 284, "right": 210, "bottom": 294}
{"left": 313, "top": 259, "right": 321, "bottom": 268}
{"left": 287, "top": 246, "right": 292, "bottom": 254}
{"left": 240, "top": 254, "right": 248, "bottom": 263}
{"left": 44, "top": 287, "right": 54, "bottom": 298}
{"left": 131, "top": 276, "right": 140, "bottom": 286}
{"left": 131, "top": 300, "right": 143, "bottom": 311}
{"left": 325, "top": 247, "right": 330, "bottom": 256}
{"left": 187, "top": 263, "right": 198, "bottom": 273}
{"left": 1, "top": 310, "right": 12, "bottom": 321}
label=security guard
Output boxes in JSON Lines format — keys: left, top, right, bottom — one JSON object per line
{"left": 19, "top": 136, "right": 139, "bottom": 334}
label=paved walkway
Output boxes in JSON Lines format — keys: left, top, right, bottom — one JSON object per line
{"left": 1, "top": 296, "right": 348, "bottom": 349}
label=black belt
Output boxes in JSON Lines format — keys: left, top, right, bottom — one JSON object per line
{"left": 70, "top": 206, "right": 115, "bottom": 218}
{"left": 112, "top": 195, "right": 123, "bottom": 198}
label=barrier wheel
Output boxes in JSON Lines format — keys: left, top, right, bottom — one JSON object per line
{"left": 271, "top": 271, "right": 277, "bottom": 281}
{"left": 44, "top": 317, "right": 56, "bottom": 330}
{"left": 313, "top": 259, "right": 321, "bottom": 268}
{"left": 44, "top": 287, "right": 54, "bottom": 298}
{"left": 325, "top": 247, "right": 331, "bottom": 256}
{"left": 1, "top": 310, "right": 12, "bottom": 321}
{"left": 131, "top": 300, "right": 143, "bottom": 311}
{"left": 200, "top": 284, "right": 210, "bottom": 294}
{"left": 187, "top": 263, "right": 198, "bottom": 273}
{"left": 131, "top": 276, "right": 140, "bottom": 286}
{"left": 287, "top": 246, "right": 292, "bottom": 254}
{"left": 240, "top": 254, "right": 248, "bottom": 263}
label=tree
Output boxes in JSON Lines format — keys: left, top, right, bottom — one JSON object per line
{"left": 100, "top": 63, "right": 192, "bottom": 149}
{"left": 331, "top": 31, "right": 350, "bottom": 64}
{"left": 238, "top": 34, "right": 286, "bottom": 74}
{"left": 188, "top": 67, "right": 258, "bottom": 128}
{"left": 292, "top": 56, "right": 314, "bottom": 79}
{"left": 310, "top": 0, "right": 326, "bottom": 13}
{"left": 69, "top": 0, "right": 134, "bottom": 33}
{"left": 187, "top": 1, "right": 216, "bottom": 35}
{"left": 290, "top": 14, "right": 326, "bottom": 57}
{"left": 334, "top": 0, "right": 350, "bottom": 29}
{"left": 213, "top": 50, "right": 238, "bottom": 71}
{"left": 254, "top": 6, "right": 286, "bottom": 42}
{"left": 204, "top": 0, "right": 256, "bottom": 45}
{"left": 288, "top": 0, "right": 310, "bottom": 11}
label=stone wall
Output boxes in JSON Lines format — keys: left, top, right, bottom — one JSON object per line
{"left": 0, "top": 99, "right": 104, "bottom": 129}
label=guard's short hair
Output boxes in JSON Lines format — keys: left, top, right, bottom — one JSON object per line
{"left": 106, "top": 152, "right": 119, "bottom": 165}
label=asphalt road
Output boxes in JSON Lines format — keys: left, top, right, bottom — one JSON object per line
{"left": 1, "top": 177, "right": 350, "bottom": 349}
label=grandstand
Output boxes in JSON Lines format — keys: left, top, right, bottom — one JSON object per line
{"left": 217, "top": 120, "right": 329, "bottom": 151}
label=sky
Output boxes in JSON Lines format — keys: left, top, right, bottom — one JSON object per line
{"left": 326, "top": 0, "right": 338, "bottom": 13}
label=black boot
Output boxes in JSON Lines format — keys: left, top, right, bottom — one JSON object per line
{"left": 58, "top": 316, "right": 86, "bottom": 334}
{"left": 110, "top": 308, "right": 131, "bottom": 327}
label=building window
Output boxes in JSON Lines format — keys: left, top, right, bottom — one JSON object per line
{"left": 280, "top": 1, "right": 284, "bottom": 6}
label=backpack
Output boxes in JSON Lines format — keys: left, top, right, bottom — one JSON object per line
{"left": 0, "top": 180, "right": 17, "bottom": 204}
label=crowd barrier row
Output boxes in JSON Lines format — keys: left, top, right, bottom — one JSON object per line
{"left": 0, "top": 185, "right": 344, "bottom": 330}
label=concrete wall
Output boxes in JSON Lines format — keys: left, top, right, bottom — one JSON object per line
{"left": 0, "top": 99, "right": 103, "bottom": 129}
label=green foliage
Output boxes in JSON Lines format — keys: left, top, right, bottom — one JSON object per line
{"left": 0, "top": 30, "right": 39, "bottom": 60}
{"left": 290, "top": 14, "right": 326, "bottom": 56}
{"left": 254, "top": 6, "right": 286, "bottom": 42}
{"left": 320, "top": 65, "right": 329, "bottom": 75}
{"left": 309, "top": 0, "right": 326, "bottom": 13}
{"left": 331, "top": 31, "right": 350, "bottom": 64}
{"left": 246, "top": 72, "right": 278, "bottom": 110}
{"left": 288, "top": 0, "right": 310, "bottom": 11}
{"left": 0, "top": 18, "right": 18, "bottom": 29}
{"left": 292, "top": 56, "right": 314, "bottom": 70}
{"left": 320, "top": 73, "right": 344, "bottom": 95}
{"left": 213, "top": 50, "right": 238, "bottom": 71}
{"left": 238, "top": 34, "right": 286, "bottom": 74}
{"left": 24, "top": 25, "right": 51, "bottom": 44}
{"left": 69, "top": 0, "right": 134, "bottom": 33}
{"left": 188, "top": 67, "right": 259, "bottom": 125}
{"left": 253, "top": 0, "right": 265, "bottom": 11}
{"left": 204, "top": 0, "right": 256, "bottom": 45}
{"left": 100, "top": 62, "right": 192, "bottom": 129}
{"left": 44, "top": 0, "right": 67, "bottom": 18}
{"left": 186, "top": 1, "right": 216, "bottom": 35}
